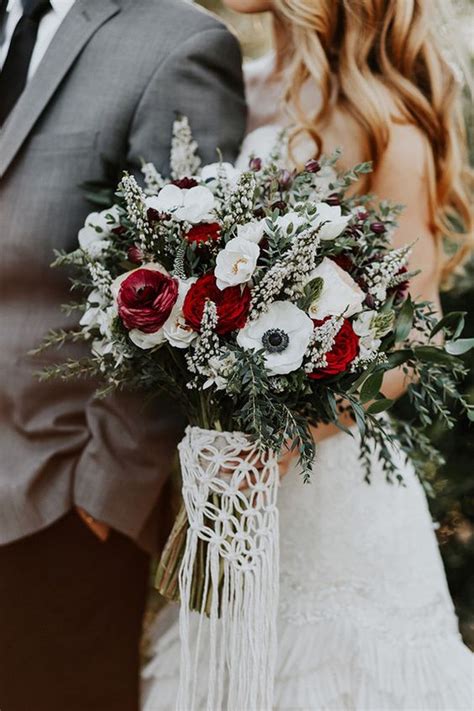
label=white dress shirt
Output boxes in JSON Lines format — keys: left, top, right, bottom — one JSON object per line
{"left": 0, "top": 0, "right": 76, "bottom": 78}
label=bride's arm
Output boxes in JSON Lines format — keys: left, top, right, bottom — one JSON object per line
{"left": 312, "top": 121, "right": 442, "bottom": 444}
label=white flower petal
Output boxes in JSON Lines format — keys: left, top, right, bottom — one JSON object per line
{"left": 129, "top": 328, "right": 166, "bottom": 350}
{"left": 306, "top": 257, "right": 364, "bottom": 320}
{"left": 237, "top": 301, "right": 313, "bottom": 376}
{"left": 147, "top": 185, "right": 184, "bottom": 214}
{"left": 214, "top": 236, "right": 260, "bottom": 290}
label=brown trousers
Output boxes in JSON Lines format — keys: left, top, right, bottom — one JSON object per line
{"left": 0, "top": 512, "right": 149, "bottom": 711}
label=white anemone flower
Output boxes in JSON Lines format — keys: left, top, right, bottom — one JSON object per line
{"left": 305, "top": 257, "right": 364, "bottom": 320}
{"left": 237, "top": 301, "right": 314, "bottom": 375}
{"left": 146, "top": 184, "right": 215, "bottom": 224}
{"left": 214, "top": 236, "right": 260, "bottom": 290}
{"left": 312, "top": 202, "right": 351, "bottom": 240}
{"left": 162, "top": 278, "right": 198, "bottom": 349}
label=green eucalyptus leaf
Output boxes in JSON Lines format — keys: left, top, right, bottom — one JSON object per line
{"left": 445, "top": 338, "right": 474, "bottom": 356}
{"left": 360, "top": 370, "right": 384, "bottom": 403}
{"left": 395, "top": 297, "right": 414, "bottom": 342}
{"left": 414, "top": 345, "right": 458, "bottom": 366}
{"left": 367, "top": 398, "right": 395, "bottom": 414}
{"left": 430, "top": 311, "right": 466, "bottom": 340}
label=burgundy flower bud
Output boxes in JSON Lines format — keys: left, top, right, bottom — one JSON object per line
{"left": 305, "top": 159, "right": 321, "bottom": 174}
{"left": 127, "top": 245, "right": 144, "bottom": 264}
{"left": 271, "top": 200, "right": 287, "bottom": 214}
{"left": 325, "top": 193, "right": 341, "bottom": 207}
{"left": 111, "top": 225, "right": 126, "bottom": 236}
{"left": 171, "top": 177, "right": 199, "bottom": 189}
{"left": 253, "top": 206, "right": 266, "bottom": 219}
{"left": 147, "top": 207, "right": 161, "bottom": 223}
{"left": 356, "top": 208, "right": 369, "bottom": 222}
{"left": 117, "top": 268, "right": 179, "bottom": 333}
{"left": 278, "top": 169, "right": 293, "bottom": 190}
{"left": 364, "top": 293, "right": 376, "bottom": 309}
{"left": 249, "top": 157, "right": 262, "bottom": 172}
{"left": 370, "top": 221, "right": 386, "bottom": 234}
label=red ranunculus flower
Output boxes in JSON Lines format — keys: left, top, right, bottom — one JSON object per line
{"left": 186, "top": 222, "right": 221, "bottom": 245}
{"left": 309, "top": 318, "right": 359, "bottom": 379}
{"left": 117, "top": 267, "right": 178, "bottom": 333}
{"left": 183, "top": 273, "right": 251, "bottom": 335}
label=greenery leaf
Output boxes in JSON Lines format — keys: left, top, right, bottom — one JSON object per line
{"left": 445, "top": 338, "right": 474, "bottom": 356}
{"left": 430, "top": 311, "right": 466, "bottom": 340}
{"left": 414, "top": 345, "right": 459, "bottom": 366}
{"left": 360, "top": 370, "right": 384, "bottom": 403}
{"left": 395, "top": 297, "right": 414, "bottom": 342}
{"left": 367, "top": 398, "right": 395, "bottom": 414}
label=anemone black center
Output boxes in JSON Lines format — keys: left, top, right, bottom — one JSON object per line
{"left": 262, "top": 328, "right": 289, "bottom": 354}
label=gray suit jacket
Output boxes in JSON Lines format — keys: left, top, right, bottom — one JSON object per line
{"left": 0, "top": 0, "right": 246, "bottom": 549}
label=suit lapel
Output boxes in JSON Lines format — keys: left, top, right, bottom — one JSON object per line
{"left": 0, "top": 0, "right": 120, "bottom": 179}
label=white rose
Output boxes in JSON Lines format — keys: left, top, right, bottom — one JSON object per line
{"left": 214, "top": 236, "right": 260, "bottom": 290}
{"left": 78, "top": 207, "right": 121, "bottom": 258}
{"left": 237, "top": 301, "right": 314, "bottom": 375}
{"left": 201, "top": 162, "right": 241, "bottom": 189}
{"left": 162, "top": 278, "right": 198, "bottom": 349}
{"left": 146, "top": 184, "right": 215, "bottom": 224}
{"left": 129, "top": 328, "right": 166, "bottom": 350}
{"left": 275, "top": 212, "right": 306, "bottom": 235}
{"left": 237, "top": 219, "right": 266, "bottom": 244}
{"left": 312, "top": 202, "right": 351, "bottom": 240}
{"left": 306, "top": 257, "right": 365, "bottom": 320}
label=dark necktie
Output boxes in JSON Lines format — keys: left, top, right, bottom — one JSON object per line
{"left": 0, "top": 0, "right": 52, "bottom": 125}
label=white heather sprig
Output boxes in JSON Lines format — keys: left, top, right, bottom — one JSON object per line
{"left": 250, "top": 227, "right": 321, "bottom": 316}
{"left": 170, "top": 116, "right": 201, "bottom": 180}
{"left": 364, "top": 245, "right": 411, "bottom": 304}
{"left": 119, "top": 173, "right": 154, "bottom": 249}
{"left": 141, "top": 162, "right": 165, "bottom": 193}
{"left": 222, "top": 173, "right": 257, "bottom": 229}
{"left": 350, "top": 351, "right": 388, "bottom": 372}
{"left": 304, "top": 316, "right": 344, "bottom": 373}
{"left": 186, "top": 300, "right": 221, "bottom": 387}
{"left": 88, "top": 262, "right": 113, "bottom": 300}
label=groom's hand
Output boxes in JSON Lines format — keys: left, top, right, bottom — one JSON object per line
{"left": 75, "top": 506, "right": 110, "bottom": 542}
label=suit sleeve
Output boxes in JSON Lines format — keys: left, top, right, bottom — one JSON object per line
{"left": 126, "top": 25, "right": 247, "bottom": 174}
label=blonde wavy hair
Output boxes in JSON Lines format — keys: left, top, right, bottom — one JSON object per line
{"left": 273, "top": 0, "right": 473, "bottom": 282}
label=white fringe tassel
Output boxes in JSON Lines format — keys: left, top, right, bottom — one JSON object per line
{"left": 176, "top": 426, "right": 280, "bottom": 711}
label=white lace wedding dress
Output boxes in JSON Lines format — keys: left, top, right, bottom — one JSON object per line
{"left": 141, "top": 56, "right": 473, "bottom": 711}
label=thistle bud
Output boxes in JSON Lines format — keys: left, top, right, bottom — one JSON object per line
{"left": 305, "top": 159, "right": 321, "bottom": 174}
{"left": 370, "top": 221, "right": 386, "bottom": 234}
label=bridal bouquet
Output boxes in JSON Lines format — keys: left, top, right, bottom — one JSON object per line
{"left": 38, "top": 117, "right": 473, "bottom": 709}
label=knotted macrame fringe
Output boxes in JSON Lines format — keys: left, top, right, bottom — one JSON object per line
{"left": 176, "top": 426, "right": 280, "bottom": 711}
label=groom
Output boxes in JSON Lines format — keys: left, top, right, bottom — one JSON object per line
{"left": 0, "top": 1, "right": 246, "bottom": 709}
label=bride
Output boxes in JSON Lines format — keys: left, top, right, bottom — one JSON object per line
{"left": 142, "top": 1, "right": 473, "bottom": 708}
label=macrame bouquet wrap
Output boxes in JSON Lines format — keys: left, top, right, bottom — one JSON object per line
{"left": 176, "top": 426, "right": 280, "bottom": 711}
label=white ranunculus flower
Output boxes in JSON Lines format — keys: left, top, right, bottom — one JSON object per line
{"left": 201, "top": 162, "right": 241, "bottom": 189}
{"left": 129, "top": 328, "right": 166, "bottom": 350}
{"left": 237, "top": 219, "right": 266, "bottom": 244}
{"left": 214, "top": 236, "right": 260, "bottom": 290}
{"left": 162, "top": 278, "right": 198, "bottom": 349}
{"left": 305, "top": 257, "right": 365, "bottom": 320}
{"left": 146, "top": 184, "right": 216, "bottom": 224}
{"left": 110, "top": 262, "right": 169, "bottom": 301}
{"left": 237, "top": 301, "right": 314, "bottom": 375}
{"left": 275, "top": 212, "right": 306, "bottom": 235}
{"left": 312, "top": 202, "right": 351, "bottom": 240}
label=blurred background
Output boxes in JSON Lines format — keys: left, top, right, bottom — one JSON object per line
{"left": 193, "top": 0, "right": 474, "bottom": 648}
